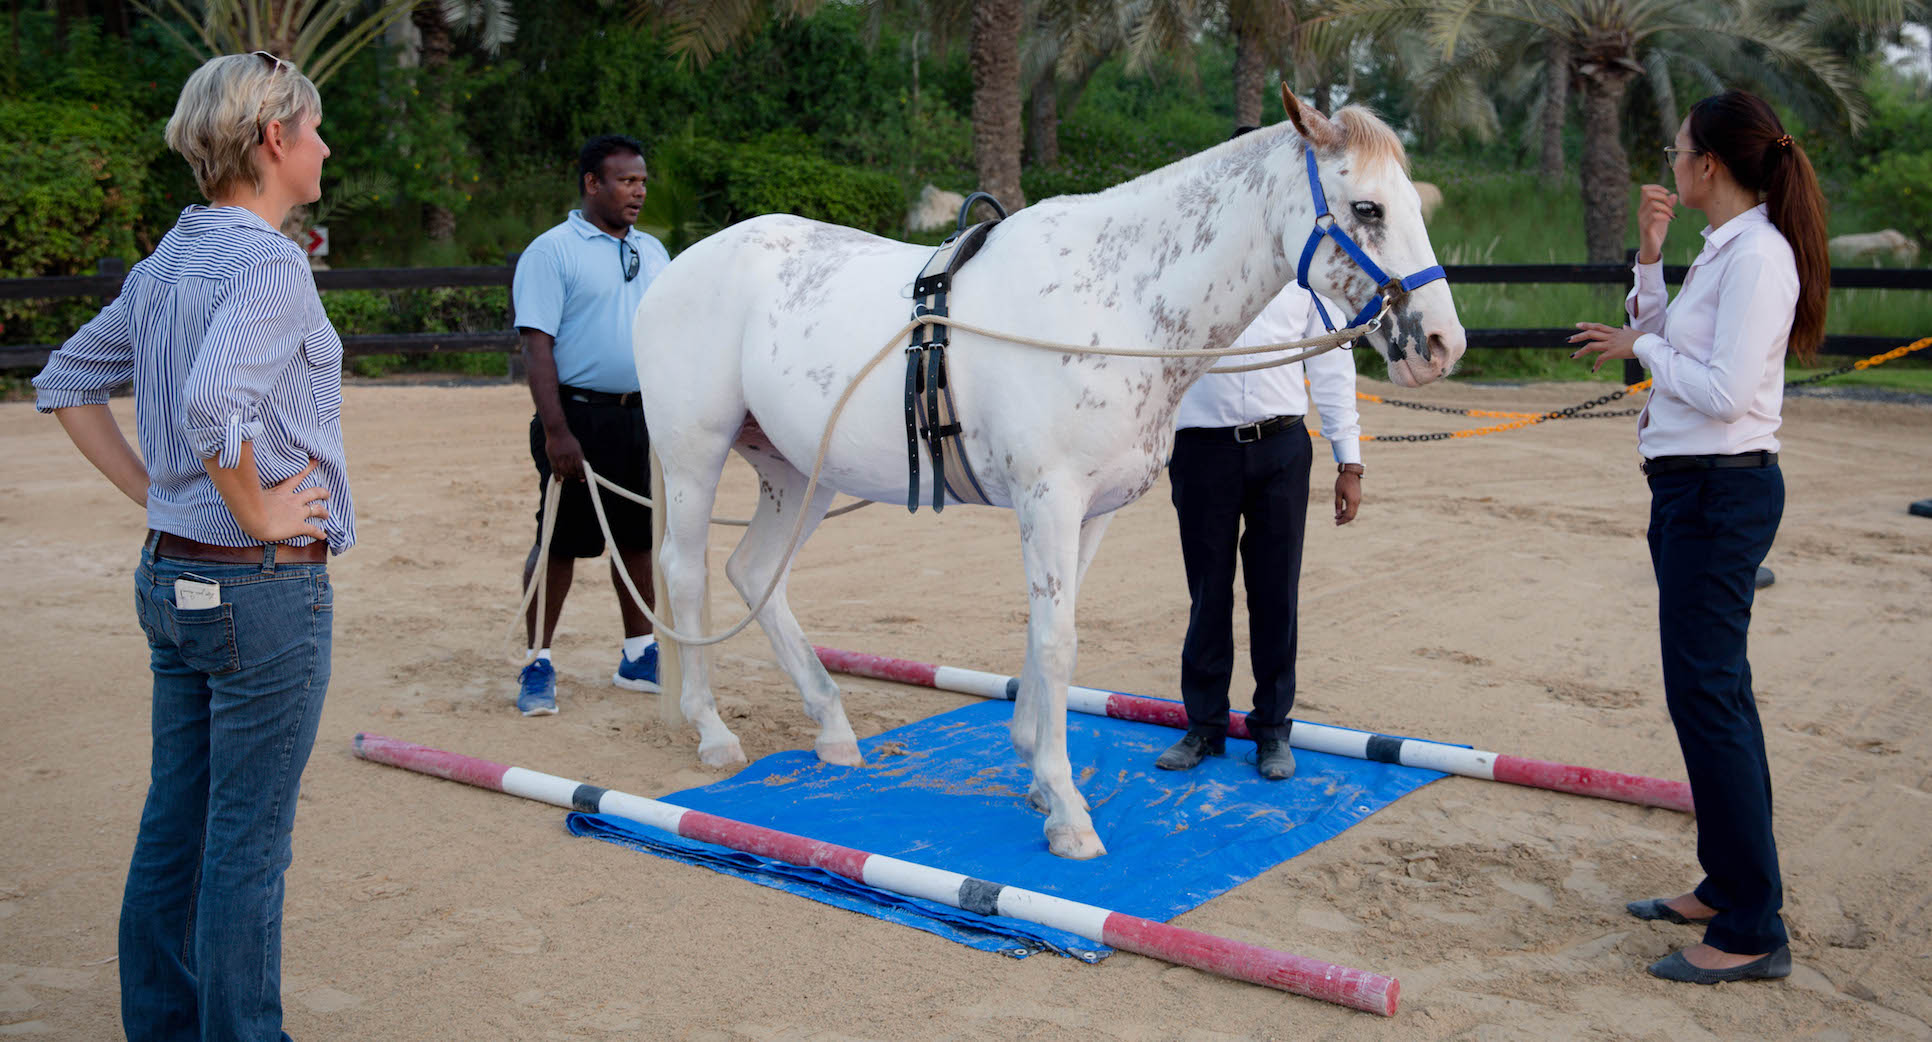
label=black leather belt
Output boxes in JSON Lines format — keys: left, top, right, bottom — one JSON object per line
{"left": 1182, "top": 414, "right": 1305, "bottom": 444}
{"left": 560, "top": 385, "right": 641, "bottom": 408}
{"left": 1641, "top": 450, "right": 1778, "bottom": 476}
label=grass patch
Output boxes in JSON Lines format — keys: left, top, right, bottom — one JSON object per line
{"left": 1416, "top": 167, "right": 1930, "bottom": 387}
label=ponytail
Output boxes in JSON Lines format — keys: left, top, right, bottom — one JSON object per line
{"left": 1764, "top": 139, "right": 1828, "bottom": 365}
{"left": 1687, "top": 90, "right": 1830, "bottom": 365}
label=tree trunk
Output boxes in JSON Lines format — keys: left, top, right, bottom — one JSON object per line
{"left": 1232, "top": 20, "right": 1264, "bottom": 127}
{"left": 99, "top": 0, "right": 130, "bottom": 37}
{"left": 1577, "top": 66, "right": 1636, "bottom": 264}
{"left": 414, "top": 0, "right": 457, "bottom": 241}
{"left": 412, "top": 0, "right": 453, "bottom": 67}
{"left": 1539, "top": 39, "right": 1570, "bottom": 185}
{"left": 1026, "top": 66, "right": 1059, "bottom": 167}
{"left": 970, "top": 0, "right": 1025, "bottom": 209}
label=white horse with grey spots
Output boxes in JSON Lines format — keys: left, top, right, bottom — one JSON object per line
{"left": 632, "top": 89, "right": 1467, "bottom": 859}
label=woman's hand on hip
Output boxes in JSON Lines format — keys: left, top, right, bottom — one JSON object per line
{"left": 249, "top": 458, "right": 331, "bottom": 543}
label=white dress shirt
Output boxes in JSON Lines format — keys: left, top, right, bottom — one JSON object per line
{"left": 1626, "top": 204, "right": 1797, "bottom": 459}
{"left": 1174, "top": 284, "right": 1362, "bottom": 465}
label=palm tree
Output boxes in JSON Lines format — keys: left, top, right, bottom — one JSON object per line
{"left": 1336, "top": 0, "right": 1868, "bottom": 262}
{"left": 628, "top": 0, "right": 828, "bottom": 64}
{"left": 407, "top": 0, "right": 516, "bottom": 241}
{"left": 971, "top": 0, "right": 1026, "bottom": 207}
{"left": 129, "top": 0, "right": 420, "bottom": 84}
{"left": 1226, "top": 0, "right": 1293, "bottom": 126}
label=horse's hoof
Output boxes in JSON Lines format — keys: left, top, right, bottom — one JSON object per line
{"left": 1047, "top": 826, "right": 1107, "bottom": 860}
{"left": 698, "top": 739, "right": 747, "bottom": 768}
{"left": 1026, "top": 787, "right": 1051, "bottom": 814}
{"left": 816, "top": 740, "right": 864, "bottom": 767}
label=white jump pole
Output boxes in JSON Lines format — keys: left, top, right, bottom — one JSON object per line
{"left": 352, "top": 732, "right": 1400, "bottom": 1015}
{"left": 813, "top": 647, "right": 1695, "bottom": 815}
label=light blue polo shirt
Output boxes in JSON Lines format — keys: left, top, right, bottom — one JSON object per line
{"left": 512, "top": 209, "right": 670, "bottom": 393}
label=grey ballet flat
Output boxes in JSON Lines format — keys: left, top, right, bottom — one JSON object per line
{"left": 1646, "top": 945, "right": 1791, "bottom": 984}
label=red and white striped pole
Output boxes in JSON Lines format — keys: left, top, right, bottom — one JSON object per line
{"left": 814, "top": 647, "right": 1694, "bottom": 815}
{"left": 353, "top": 733, "right": 1399, "bottom": 1015}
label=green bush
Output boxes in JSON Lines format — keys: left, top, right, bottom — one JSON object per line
{"left": 0, "top": 99, "right": 161, "bottom": 344}
{"left": 676, "top": 137, "right": 904, "bottom": 233}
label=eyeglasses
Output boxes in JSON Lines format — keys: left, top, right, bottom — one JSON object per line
{"left": 1663, "top": 147, "right": 1702, "bottom": 164}
{"left": 619, "top": 238, "right": 641, "bottom": 282}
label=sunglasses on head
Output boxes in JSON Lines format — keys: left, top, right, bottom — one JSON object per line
{"left": 251, "top": 51, "right": 294, "bottom": 143}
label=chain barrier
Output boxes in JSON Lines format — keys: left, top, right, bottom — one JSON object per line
{"left": 1359, "top": 379, "right": 1651, "bottom": 442}
{"left": 1784, "top": 336, "right": 1930, "bottom": 389}
{"left": 1357, "top": 336, "right": 1929, "bottom": 443}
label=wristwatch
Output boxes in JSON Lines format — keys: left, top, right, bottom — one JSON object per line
{"left": 1338, "top": 463, "right": 1365, "bottom": 477}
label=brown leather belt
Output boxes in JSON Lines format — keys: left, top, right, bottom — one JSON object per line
{"left": 150, "top": 530, "right": 328, "bottom": 564}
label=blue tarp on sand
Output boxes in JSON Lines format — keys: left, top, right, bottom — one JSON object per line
{"left": 567, "top": 698, "right": 1444, "bottom": 960}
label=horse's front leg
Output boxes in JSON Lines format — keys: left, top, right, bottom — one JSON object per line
{"left": 1025, "top": 510, "right": 1111, "bottom": 817}
{"left": 1013, "top": 486, "right": 1105, "bottom": 859}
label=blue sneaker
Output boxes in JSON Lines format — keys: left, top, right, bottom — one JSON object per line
{"left": 613, "top": 641, "right": 660, "bottom": 693}
{"left": 517, "top": 658, "right": 557, "bottom": 716}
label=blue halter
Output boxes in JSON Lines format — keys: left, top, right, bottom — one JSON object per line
{"left": 1295, "top": 147, "right": 1447, "bottom": 332}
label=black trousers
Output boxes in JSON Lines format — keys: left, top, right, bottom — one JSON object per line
{"left": 1648, "top": 464, "right": 1787, "bottom": 953}
{"left": 1168, "top": 421, "right": 1311, "bottom": 742}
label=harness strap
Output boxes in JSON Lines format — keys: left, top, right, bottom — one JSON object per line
{"left": 903, "top": 218, "right": 1002, "bottom": 513}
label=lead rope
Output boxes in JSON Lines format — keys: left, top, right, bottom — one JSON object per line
{"left": 504, "top": 303, "right": 1386, "bottom": 661}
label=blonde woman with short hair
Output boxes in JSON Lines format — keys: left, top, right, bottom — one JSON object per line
{"left": 33, "top": 51, "right": 352, "bottom": 1040}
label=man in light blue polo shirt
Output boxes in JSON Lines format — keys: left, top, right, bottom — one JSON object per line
{"left": 510, "top": 133, "right": 672, "bottom": 716}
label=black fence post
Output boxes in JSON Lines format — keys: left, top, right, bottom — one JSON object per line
{"left": 1623, "top": 357, "right": 1644, "bottom": 386}
{"left": 96, "top": 256, "right": 126, "bottom": 306}
{"left": 504, "top": 251, "right": 524, "bottom": 384}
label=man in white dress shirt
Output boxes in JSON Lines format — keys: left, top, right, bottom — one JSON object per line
{"left": 1157, "top": 258, "right": 1364, "bottom": 781}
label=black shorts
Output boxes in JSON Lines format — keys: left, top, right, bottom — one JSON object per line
{"left": 531, "top": 394, "right": 652, "bottom": 558}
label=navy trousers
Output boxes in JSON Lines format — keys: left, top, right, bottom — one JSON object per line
{"left": 1168, "top": 422, "right": 1311, "bottom": 742}
{"left": 1647, "top": 464, "right": 1787, "bottom": 954}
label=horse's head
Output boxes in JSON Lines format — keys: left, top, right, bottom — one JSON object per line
{"left": 1279, "top": 87, "right": 1466, "bottom": 388}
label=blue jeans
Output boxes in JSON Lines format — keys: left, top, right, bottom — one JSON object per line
{"left": 124, "top": 540, "right": 332, "bottom": 1042}
{"left": 1648, "top": 465, "right": 1787, "bottom": 954}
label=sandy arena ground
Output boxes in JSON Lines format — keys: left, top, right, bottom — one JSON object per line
{"left": 4, "top": 379, "right": 1930, "bottom": 1040}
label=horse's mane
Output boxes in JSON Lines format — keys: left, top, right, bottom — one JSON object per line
{"left": 1334, "top": 106, "right": 1410, "bottom": 175}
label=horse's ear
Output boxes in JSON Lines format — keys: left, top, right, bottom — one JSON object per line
{"left": 1281, "top": 82, "right": 1342, "bottom": 150}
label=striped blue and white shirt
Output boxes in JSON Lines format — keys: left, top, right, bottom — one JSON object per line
{"left": 33, "top": 205, "right": 356, "bottom": 553}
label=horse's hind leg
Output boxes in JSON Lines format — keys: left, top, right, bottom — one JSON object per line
{"left": 659, "top": 433, "right": 745, "bottom": 766}
{"left": 1013, "top": 483, "right": 1105, "bottom": 859}
{"left": 726, "top": 448, "right": 862, "bottom": 766}
{"left": 1025, "top": 510, "right": 1112, "bottom": 816}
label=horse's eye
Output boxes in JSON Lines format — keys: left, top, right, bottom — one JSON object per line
{"left": 1351, "top": 201, "right": 1384, "bottom": 221}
